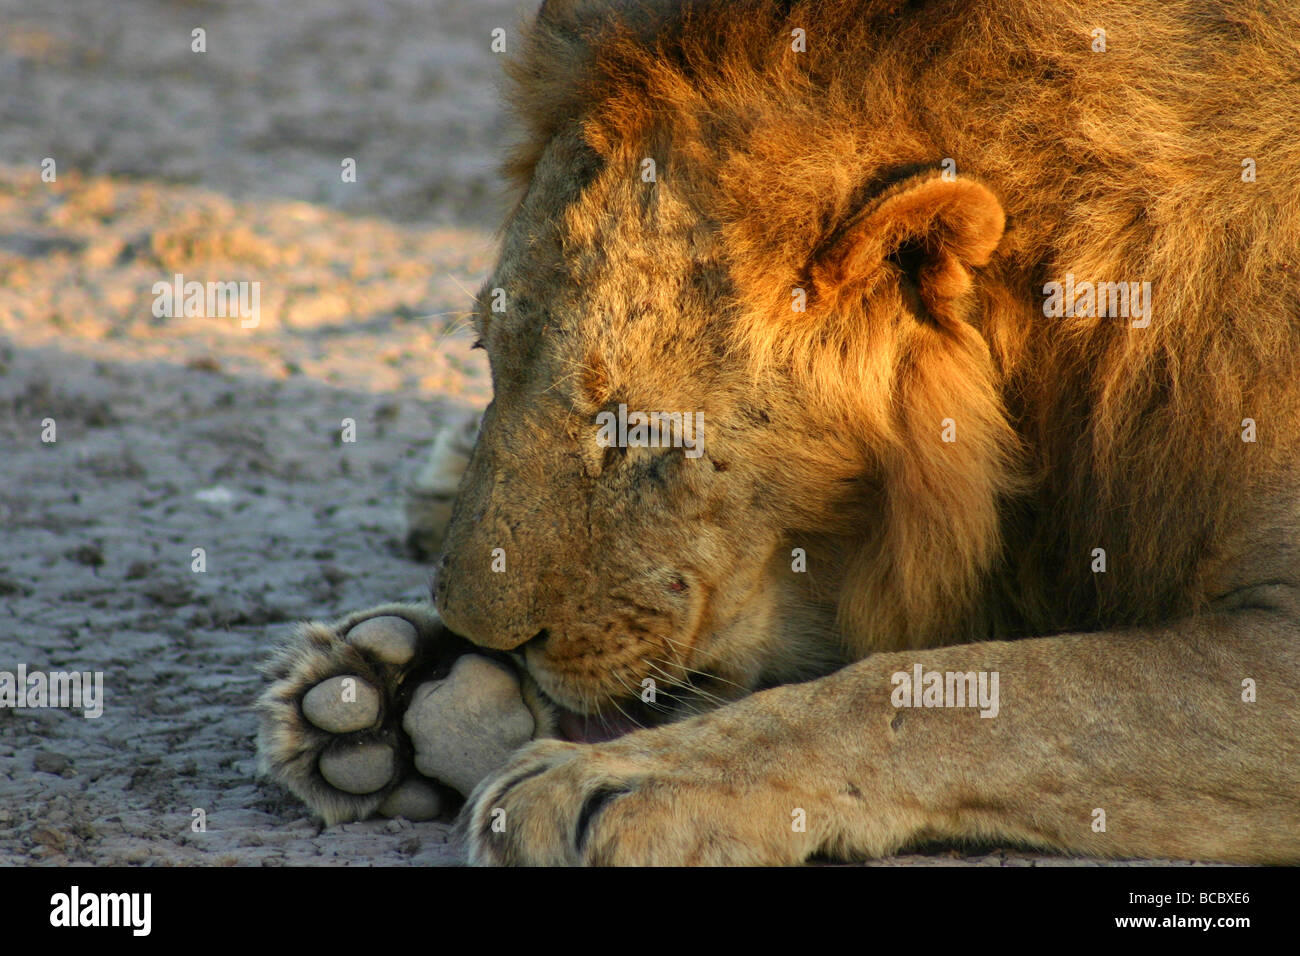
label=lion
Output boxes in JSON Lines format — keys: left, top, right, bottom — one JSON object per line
{"left": 257, "top": 0, "right": 1300, "bottom": 864}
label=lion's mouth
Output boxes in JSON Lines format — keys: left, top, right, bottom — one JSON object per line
{"left": 535, "top": 685, "right": 663, "bottom": 744}
{"left": 554, "top": 707, "right": 646, "bottom": 744}
{"left": 520, "top": 645, "right": 671, "bottom": 743}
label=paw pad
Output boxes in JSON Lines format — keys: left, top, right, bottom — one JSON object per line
{"left": 319, "top": 741, "right": 396, "bottom": 795}
{"left": 345, "top": 615, "right": 420, "bottom": 665}
{"left": 377, "top": 779, "right": 445, "bottom": 821}
{"left": 258, "top": 603, "right": 542, "bottom": 826}
{"left": 404, "top": 654, "right": 534, "bottom": 796}
{"left": 302, "top": 675, "right": 380, "bottom": 734}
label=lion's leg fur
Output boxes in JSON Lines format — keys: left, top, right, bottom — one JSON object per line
{"left": 808, "top": 609, "right": 1300, "bottom": 862}
{"left": 403, "top": 409, "right": 481, "bottom": 561}
{"left": 464, "top": 605, "right": 1299, "bottom": 865}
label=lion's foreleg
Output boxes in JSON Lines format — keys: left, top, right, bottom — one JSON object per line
{"left": 465, "top": 607, "right": 1299, "bottom": 865}
{"left": 821, "top": 609, "right": 1300, "bottom": 862}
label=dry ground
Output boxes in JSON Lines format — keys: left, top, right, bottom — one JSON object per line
{"left": 0, "top": 0, "right": 1196, "bottom": 866}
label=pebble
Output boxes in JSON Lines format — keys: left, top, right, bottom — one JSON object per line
{"left": 193, "top": 485, "right": 237, "bottom": 504}
{"left": 34, "top": 752, "right": 72, "bottom": 775}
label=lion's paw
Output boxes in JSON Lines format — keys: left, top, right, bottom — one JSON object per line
{"left": 257, "top": 603, "right": 536, "bottom": 825}
{"left": 402, "top": 654, "right": 536, "bottom": 796}
{"left": 404, "top": 411, "right": 480, "bottom": 561}
{"left": 459, "top": 715, "right": 825, "bottom": 866}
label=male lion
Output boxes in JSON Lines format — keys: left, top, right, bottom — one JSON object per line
{"left": 257, "top": 0, "right": 1300, "bottom": 864}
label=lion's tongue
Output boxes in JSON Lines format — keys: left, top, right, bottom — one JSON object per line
{"left": 557, "top": 709, "right": 642, "bottom": 744}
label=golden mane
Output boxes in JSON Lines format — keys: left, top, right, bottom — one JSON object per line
{"left": 504, "top": 0, "right": 1300, "bottom": 649}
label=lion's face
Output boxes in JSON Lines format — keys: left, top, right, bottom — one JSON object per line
{"left": 433, "top": 131, "right": 851, "bottom": 729}
{"left": 434, "top": 98, "right": 1012, "bottom": 730}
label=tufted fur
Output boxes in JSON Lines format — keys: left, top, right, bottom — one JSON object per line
{"left": 492, "top": 0, "right": 1300, "bottom": 653}
{"left": 257, "top": 0, "right": 1300, "bottom": 863}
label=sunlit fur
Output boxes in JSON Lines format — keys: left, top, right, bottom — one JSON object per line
{"left": 447, "top": 0, "right": 1300, "bottom": 865}
{"left": 259, "top": 0, "right": 1300, "bottom": 861}
{"left": 461, "top": 0, "right": 1300, "bottom": 675}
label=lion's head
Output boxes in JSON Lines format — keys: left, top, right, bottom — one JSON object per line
{"left": 433, "top": 0, "right": 1023, "bottom": 732}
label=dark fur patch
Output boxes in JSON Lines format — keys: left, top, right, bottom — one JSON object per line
{"left": 575, "top": 784, "right": 633, "bottom": 854}
{"left": 480, "top": 766, "right": 549, "bottom": 840}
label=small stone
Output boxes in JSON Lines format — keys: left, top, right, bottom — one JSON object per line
{"left": 319, "top": 742, "right": 395, "bottom": 795}
{"left": 404, "top": 654, "right": 534, "bottom": 796}
{"left": 35, "top": 752, "right": 72, "bottom": 775}
{"left": 193, "top": 485, "right": 237, "bottom": 505}
{"left": 302, "top": 675, "right": 380, "bottom": 733}
{"left": 347, "top": 616, "right": 419, "bottom": 666}
{"left": 65, "top": 544, "right": 104, "bottom": 567}
{"left": 31, "top": 827, "right": 69, "bottom": 852}
{"left": 185, "top": 356, "right": 222, "bottom": 374}
{"left": 379, "top": 780, "right": 444, "bottom": 821}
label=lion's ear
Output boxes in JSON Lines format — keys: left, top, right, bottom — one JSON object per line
{"left": 810, "top": 172, "right": 1005, "bottom": 328}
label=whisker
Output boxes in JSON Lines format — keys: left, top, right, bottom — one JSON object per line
{"left": 644, "top": 659, "right": 730, "bottom": 710}
{"left": 446, "top": 273, "right": 482, "bottom": 304}
{"left": 597, "top": 684, "right": 646, "bottom": 733}
{"left": 408, "top": 309, "right": 477, "bottom": 323}
{"left": 613, "top": 670, "right": 676, "bottom": 718}
{"left": 651, "top": 643, "right": 750, "bottom": 694}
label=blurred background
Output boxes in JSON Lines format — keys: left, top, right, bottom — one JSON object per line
{"left": 0, "top": 0, "right": 535, "bottom": 392}
{"left": 0, "top": 0, "right": 535, "bottom": 865}
{"left": 1, "top": 0, "right": 527, "bottom": 223}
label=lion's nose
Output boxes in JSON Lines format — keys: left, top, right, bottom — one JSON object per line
{"left": 433, "top": 551, "right": 548, "bottom": 651}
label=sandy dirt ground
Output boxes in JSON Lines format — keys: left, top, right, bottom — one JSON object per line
{"left": 0, "top": 0, "right": 1196, "bottom": 867}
